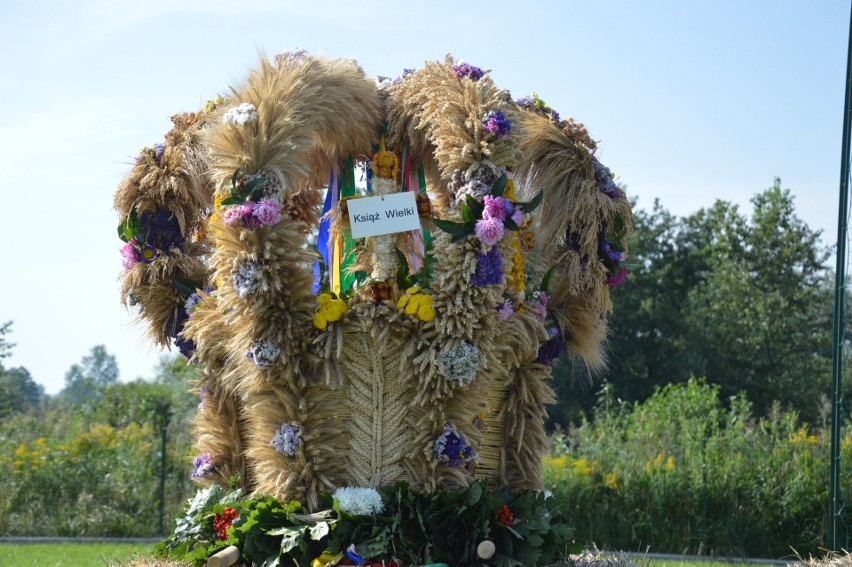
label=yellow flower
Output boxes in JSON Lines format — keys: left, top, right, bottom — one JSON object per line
{"left": 396, "top": 295, "right": 409, "bottom": 309}
{"left": 313, "top": 294, "right": 347, "bottom": 329}
{"left": 504, "top": 178, "right": 516, "bottom": 200}
{"left": 542, "top": 455, "right": 568, "bottom": 468}
{"left": 14, "top": 444, "right": 26, "bottom": 459}
{"left": 312, "top": 552, "right": 344, "bottom": 567}
{"left": 313, "top": 313, "right": 328, "bottom": 330}
{"left": 602, "top": 472, "right": 620, "bottom": 490}
{"left": 664, "top": 456, "right": 675, "bottom": 471}
{"left": 405, "top": 286, "right": 421, "bottom": 295}
{"left": 571, "top": 457, "right": 598, "bottom": 476}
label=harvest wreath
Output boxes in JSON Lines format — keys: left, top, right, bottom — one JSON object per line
{"left": 114, "top": 52, "right": 632, "bottom": 566}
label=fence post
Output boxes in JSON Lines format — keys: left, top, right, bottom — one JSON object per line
{"left": 830, "top": 0, "right": 852, "bottom": 552}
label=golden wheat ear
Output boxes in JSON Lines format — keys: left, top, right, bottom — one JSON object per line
{"left": 516, "top": 110, "right": 633, "bottom": 372}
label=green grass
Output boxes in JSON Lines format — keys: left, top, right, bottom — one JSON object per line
{"left": 0, "top": 543, "right": 155, "bottom": 566}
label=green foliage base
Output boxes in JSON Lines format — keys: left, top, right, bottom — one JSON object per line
{"left": 156, "top": 481, "right": 580, "bottom": 567}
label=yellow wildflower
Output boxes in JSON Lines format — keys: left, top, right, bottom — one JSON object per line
{"left": 542, "top": 455, "right": 568, "bottom": 468}
{"left": 664, "top": 456, "right": 675, "bottom": 471}
{"left": 602, "top": 472, "right": 620, "bottom": 490}
{"left": 571, "top": 457, "right": 598, "bottom": 476}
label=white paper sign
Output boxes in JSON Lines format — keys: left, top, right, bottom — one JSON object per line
{"left": 347, "top": 192, "right": 421, "bottom": 238}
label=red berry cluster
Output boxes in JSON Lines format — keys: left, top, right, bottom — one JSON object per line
{"left": 213, "top": 506, "right": 239, "bottom": 540}
{"left": 497, "top": 504, "right": 514, "bottom": 527}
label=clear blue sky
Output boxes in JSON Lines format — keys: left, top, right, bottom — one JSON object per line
{"left": 0, "top": 0, "right": 848, "bottom": 394}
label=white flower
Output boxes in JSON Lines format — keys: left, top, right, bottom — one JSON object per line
{"left": 233, "top": 262, "right": 260, "bottom": 297}
{"left": 439, "top": 342, "right": 481, "bottom": 387}
{"left": 270, "top": 423, "right": 301, "bottom": 456}
{"left": 245, "top": 339, "right": 280, "bottom": 368}
{"left": 332, "top": 487, "right": 384, "bottom": 515}
{"left": 375, "top": 76, "right": 393, "bottom": 92}
{"left": 223, "top": 102, "right": 258, "bottom": 126}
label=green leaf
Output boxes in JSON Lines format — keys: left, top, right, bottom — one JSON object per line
{"left": 433, "top": 218, "right": 473, "bottom": 238}
{"left": 172, "top": 277, "right": 200, "bottom": 299}
{"left": 540, "top": 265, "right": 558, "bottom": 293}
{"left": 517, "top": 190, "right": 544, "bottom": 213}
{"left": 461, "top": 201, "right": 474, "bottom": 223}
{"left": 466, "top": 195, "right": 484, "bottom": 220}
{"left": 272, "top": 525, "right": 305, "bottom": 554}
{"left": 308, "top": 521, "right": 330, "bottom": 540}
{"left": 492, "top": 172, "right": 508, "bottom": 197}
{"left": 395, "top": 248, "right": 411, "bottom": 289}
{"left": 220, "top": 196, "right": 241, "bottom": 206}
{"left": 504, "top": 217, "right": 520, "bottom": 232}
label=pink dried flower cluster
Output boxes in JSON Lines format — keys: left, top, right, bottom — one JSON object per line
{"left": 474, "top": 195, "right": 523, "bottom": 246}
{"left": 223, "top": 199, "right": 281, "bottom": 228}
{"left": 527, "top": 291, "right": 548, "bottom": 323}
{"left": 496, "top": 300, "right": 514, "bottom": 321}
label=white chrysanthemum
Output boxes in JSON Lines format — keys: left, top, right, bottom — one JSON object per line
{"left": 233, "top": 262, "right": 260, "bottom": 297}
{"left": 223, "top": 102, "right": 258, "bottom": 126}
{"left": 332, "top": 486, "right": 384, "bottom": 515}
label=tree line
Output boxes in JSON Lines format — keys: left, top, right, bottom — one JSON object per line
{"left": 550, "top": 179, "right": 837, "bottom": 426}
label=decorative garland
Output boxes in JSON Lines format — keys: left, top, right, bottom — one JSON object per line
{"left": 156, "top": 480, "right": 580, "bottom": 567}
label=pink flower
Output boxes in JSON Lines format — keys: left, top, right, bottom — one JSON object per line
{"left": 607, "top": 268, "right": 628, "bottom": 287}
{"left": 528, "top": 291, "right": 548, "bottom": 323}
{"left": 253, "top": 199, "right": 281, "bottom": 226}
{"left": 120, "top": 240, "right": 138, "bottom": 270}
{"left": 496, "top": 300, "right": 514, "bottom": 321}
{"left": 474, "top": 217, "right": 505, "bottom": 246}
{"left": 482, "top": 195, "right": 506, "bottom": 221}
{"left": 240, "top": 202, "right": 260, "bottom": 228}
{"left": 223, "top": 207, "right": 243, "bottom": 226}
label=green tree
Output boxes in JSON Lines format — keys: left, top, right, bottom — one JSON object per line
{"left": 685, "top": 180, "right": 832, "bottom": 422}
{"left": 550, "top": 181, "right": 833, "bottom": 427}
{"left": 61, "top": 345, "right": 120, "bottom": 404}
{"left": 0, "top": 322, "right": 42, "bottom": 416}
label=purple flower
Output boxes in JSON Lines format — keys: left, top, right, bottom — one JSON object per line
{"left": 607, "top": 268, "right": 629, "bottom": 287}
{"left": 482, "top": 110, "right": 512, "bottom": 139}
{"left": 599, "top": 237, "right": 625, "bottom": 262}
{"left": 191, "top": 453, "right": 214, "bottom": 479}
{"left": 536, "top": 330, "right": 567, "bottom": 366}
{"left": 474, "top": 217, "right": 505, "bottom": 246}
{"left": 185, "top": 291, "right": 203, "bottom": 314}
{"left": 451, "top": 63, "right": 484, "bottom": 81}
{"left": 270, "top": 423, "right": 301, "bottom": 456}
{"left": 253, "top": 198, "right": 281, "bottom": 226}
{"left": 592, "top": 158, "right": 621, "bottom": 199}
{"left": 175, "top": 336, "right": 196, "bottom": 359}
{"left": 496, "top": 300, "right": 514, "bottom": 321}
{"left": 434, "top": 423, "right": 476, "bottom": 467}
{"left": 139, "top": 209, "right": 183, "bottom": 251}
{"left": 516, "top": 96, "right": 535, "bottom": 109}
{"left": 511, "top": 208, "right": 523, "bottom": 227}
{"left": 135, "top": 143, "right": 165, "bottom": 165}
{"left": 482, "top": 195, "right": 506, "bottom": 221}
{"left": 471, "top": 245, "right": 503, "bottom": 286}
